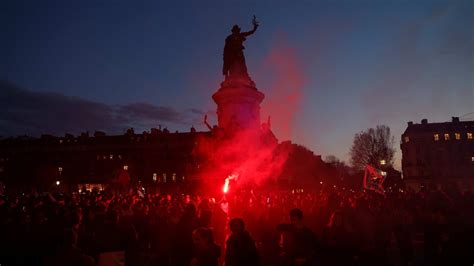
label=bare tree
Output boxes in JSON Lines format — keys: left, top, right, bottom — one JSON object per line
{"left": 349, "top": 125, "right": 395, "bottom": 171}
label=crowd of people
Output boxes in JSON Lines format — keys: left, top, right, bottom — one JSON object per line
{"left": 0, "top": 184, "right": 473, "bottom": 266}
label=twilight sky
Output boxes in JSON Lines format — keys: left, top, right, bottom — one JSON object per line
{"left": 1, "top": 0, "right": 473, "bottom": 168}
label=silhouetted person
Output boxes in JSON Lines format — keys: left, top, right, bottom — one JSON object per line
{"left": 43, "top": 228, "right": 95, "bottom": 266}
{"left": 211, "top": 202, "right": 228, "bottom": 248}
{"left": 225, "top": 218, "right": 259, "bottom": 266}
{"left": 321, "top": 210, "right": 355, "bottom": 266}
{"left": 284, "top": 208, "right": 319, "bottom": 266}
{"left": 223, "top": 16, "right": 259, "bottom": 78}
{"left": 191, "top": 227, "right": 221, "bottom": 266}
{"left": 94, "top": 209, "right": 129, "bottom": 265}
{"left": 173, "top": 203, "right": 200, "bottom": 266}
{"left": 199, "top": 209, "right": 213, "bottom": 228}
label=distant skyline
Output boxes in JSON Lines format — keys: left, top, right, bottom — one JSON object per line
{"left": 1, "top": 0, "right": 473, "bottom": 169}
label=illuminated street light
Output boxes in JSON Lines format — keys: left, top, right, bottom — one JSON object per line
{"left": 57, "top": 167, "right": 63, "bottom": 186}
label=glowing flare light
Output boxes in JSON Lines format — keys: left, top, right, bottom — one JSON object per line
{"left": 222, "top": 174, "right": 238, "bottom": 194}
{"left": 223, "top": 178, "right": 230, "bottom": 194}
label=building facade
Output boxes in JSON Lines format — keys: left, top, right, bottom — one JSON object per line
{"left": 0, "top": 128, "right": 210, "bottom": 191}
{"left": 400, "top": 117, "right": 474, "bottom": 190}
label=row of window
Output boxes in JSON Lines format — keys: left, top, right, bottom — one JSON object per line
{"left": 404, "top": 132, "right": 473, "bottom": 143}
{"left": 97, "top": 154, "right": 123, "bottom": 160}
{"left": 152, "top": 173, "right": 185, "bottom": 183}
{"left": 407, "top": 156, "right": 474, "bottom": 165}
{"left": 59, "top": 139, "right": 78, "bottom": 144}
{"left": 434, "top": 132, "right": 473, "bottom": 141}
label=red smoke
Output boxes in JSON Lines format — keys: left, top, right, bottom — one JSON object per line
{"left": 259, "top": 37, "right": 307, "bottom": 141}
{"left": 194, "top": 128, "right": 290, "bottom": 194}
{"left": 194, "top": 37, "right": 307, "bottom": 195}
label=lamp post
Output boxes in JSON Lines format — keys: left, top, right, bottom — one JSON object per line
{"left": 379, "top": 160, "right": 387, "bottom": 179}
{"left": 57, "top": 166, "right": 63, "bottom": 186}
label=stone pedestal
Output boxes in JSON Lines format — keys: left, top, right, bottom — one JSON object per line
{"left": 212, "top": 76, "right": 265, "bottom": 133}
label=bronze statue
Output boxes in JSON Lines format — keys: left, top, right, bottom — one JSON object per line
{"left": 223, "top": 16, "right": 259, "bottom": 78}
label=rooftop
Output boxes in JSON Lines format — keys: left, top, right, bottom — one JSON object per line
{"left": 403, "top": 117, "right": 474, "bottom": 135}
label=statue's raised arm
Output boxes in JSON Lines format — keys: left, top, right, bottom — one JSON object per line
{"left": 222, "top": 16, "right": 260, "bottom": 78}
{"left": 242, "top": 15, "right": 259, "bottom": 37}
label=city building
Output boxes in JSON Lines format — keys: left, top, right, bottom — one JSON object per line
{"left": 0, "top": 127, "right": 210, "bottom": 191}
{"left": 400, "top": 117, "right": 474, "bottom": 190}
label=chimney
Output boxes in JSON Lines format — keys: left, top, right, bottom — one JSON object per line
{"left": 421, "top": 119, "right": 428, "bottom": 124}
{"left": 407, "top": 121, "right": 413, "bottom": 126}
{"left": 452, "top": 117, "right": 460, "bottom": 123}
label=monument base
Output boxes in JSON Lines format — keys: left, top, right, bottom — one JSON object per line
{"left": 212, "top": 75, "right": 265, "bottom": 134}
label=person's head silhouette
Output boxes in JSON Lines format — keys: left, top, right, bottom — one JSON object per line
{"left": 231, "top": 25, "right": 241, "bottom": 34}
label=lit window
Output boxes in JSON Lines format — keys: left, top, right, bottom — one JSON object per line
{"left": 163, "top": 173, "right": 167, "bottom": 183}
{"left": 381, "top": 171, "right": 387, "bottom": 176}
{"left": 109, "top": 154, "right": 113, "bottom": 160}
{"left": 59, "top": 139, "right": 63, "bottom": 144}
{"left": 444, "top": 133, "right": 450, "bottom": 140}
{"left": 153, "top": 173, "right": 157, "bottom": 181}
{"left": 380, "top": 159, "right": 386, "bottom": 165}
{"left": 455, "top": 133, "right": 461, "bottom": 140}
{"left": 472, "top": 156, "right": 474, "bottom": 162}
{"left": 434, "top": 134, "right": 439, "bottom": 141}
{"left": 123, "top": 165, "right": 128, "bottom": 170}
{"left": 172, "top": 173, "right": 177, "bottom": 182}
{"left": 468, "top": 133, "right": 473, "bottom": 140}
{"left": 404, "top": 136, "right": 410, "bottom": 143}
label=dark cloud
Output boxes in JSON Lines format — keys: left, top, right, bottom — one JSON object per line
{"left": 117, "top": 102, "right": 183, "bottom": 125}
{"left": 0, "top": 80, "right": 204, "bottom": 137}
{"left": 185, "top": 108, "right": 206, "bottom": 115}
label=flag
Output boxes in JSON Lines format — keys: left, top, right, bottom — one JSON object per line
{"left": 363, "top": 164, "right": 386, "bottom": 194}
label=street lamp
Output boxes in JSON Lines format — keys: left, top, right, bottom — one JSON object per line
{"left": 57, "top": 167, "right": 63, "bottom": 186}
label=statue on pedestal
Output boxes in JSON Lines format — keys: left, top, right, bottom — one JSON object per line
{"left": 223, "top": 16, "right": 259, "bottom": 79}
{"left": 214, "top": 16, "right": 264, "bottom": 132}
